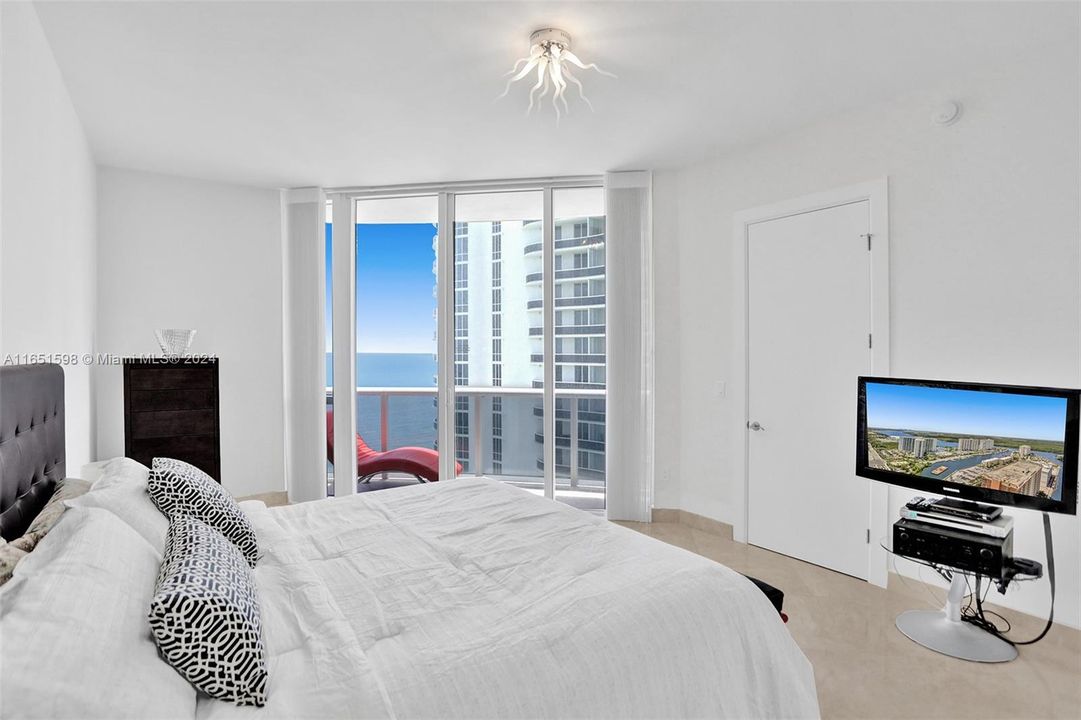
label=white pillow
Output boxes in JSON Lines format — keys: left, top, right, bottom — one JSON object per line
{"left": 93, "top": 456, "right": 151, "bottom": 490}
{"left": 237, "top": 499, "right": 268, "bottom": 516}
{"left": 66, "top": 457, "right": 167, "bottom": 556}
{"left": 0, "top": 507, "right": 197, "bottom": 719}
{"left": 80, "top": 459, "right": 111, "bottom": 486}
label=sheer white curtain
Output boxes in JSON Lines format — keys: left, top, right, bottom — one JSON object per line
{"left": 605, "top": 172, "right": 655, "bottom": 522}
{"left": 281, "top": 188, "right": 327, "bottom": 503}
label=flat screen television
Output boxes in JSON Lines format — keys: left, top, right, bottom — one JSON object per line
{"left": 856, "top": 377, "right": 1079, "bottom": 515}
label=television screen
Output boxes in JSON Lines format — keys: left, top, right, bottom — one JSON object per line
{"left": 856, "top": 377, "right": 1079, "bottom": 515}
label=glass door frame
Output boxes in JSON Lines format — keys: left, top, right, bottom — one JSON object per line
{"left": 328, "top": 176, "right": 604, "bottom": 500}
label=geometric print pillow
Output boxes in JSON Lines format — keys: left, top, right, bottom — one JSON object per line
{"left": 148, "top": 515, "right": 267, "bottom": 706}
{"left": 148, "top": 458, "right": 259, "bottom": 567}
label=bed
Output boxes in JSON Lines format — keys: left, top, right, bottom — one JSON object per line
{"left": 1, "top": 364, "right": 819, "bottom": 719}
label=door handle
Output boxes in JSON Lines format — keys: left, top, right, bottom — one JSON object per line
{"left": 748, "top": 421, "right": 764, "bottom": 431}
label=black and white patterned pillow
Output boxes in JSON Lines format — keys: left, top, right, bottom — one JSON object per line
{"left": 148, "top": 458, "right": 259, "bottom": 567}
{"left": 149, "top": 515, "right": 267, "bottom": 706}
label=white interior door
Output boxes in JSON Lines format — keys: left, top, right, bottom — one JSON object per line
{"left": 747, "top": 200, "right": 872, "bottom": 579}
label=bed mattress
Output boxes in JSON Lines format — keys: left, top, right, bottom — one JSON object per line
{"left": 199, "top": 478, "right": 818, "bottom": 719}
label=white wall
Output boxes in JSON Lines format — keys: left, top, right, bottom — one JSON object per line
{"left": 654, "top": 41, "right": 1080, "bottom": 626}
{"left": 1, "top": 2, "right": 98, "bottom": 470}
{"left": 96, "top": 167, "right": 284, "bottom": 498}
{"left": 651, "top": 173, "right": 682, "bottom": 510}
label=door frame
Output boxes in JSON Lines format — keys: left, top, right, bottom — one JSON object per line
{"left": 732, "top": 178, "right": 890, "bottom": 587}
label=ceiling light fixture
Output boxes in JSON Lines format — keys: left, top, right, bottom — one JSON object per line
{"left": 499, "top": 28, "right": 614, "bottom": 119}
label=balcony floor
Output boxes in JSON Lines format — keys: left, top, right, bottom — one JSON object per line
{"left": 517, "top": 486, "right": 605, "bottom": 513}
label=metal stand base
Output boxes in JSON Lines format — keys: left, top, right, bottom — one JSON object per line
{"left": 896, "top": 610, "right": 1017, "bottom": 663}
{"left": 895, "top": 572, "right": 1017, "bottom": 663}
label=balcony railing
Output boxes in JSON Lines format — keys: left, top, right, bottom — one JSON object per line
{"left": 529, "top": 325, "right": 605, "bottom": 336}
{"left": 523, "top": 233, "right": 605, "bottom": 255}
{"left": 533, "top": 405, "right": 605, "bottom": 424}
{"left": 526, "top": 295, "right": 605, "bottom": 310}
{"left": 533, "top": 432, "right": 605, "bottom": 453}
{"left": 530, "top": 353, "right": 605, "bottom": 364}
{"left": 536, "top": 460, "right": 605, "bottom": 481}
{"left": 525, "top": 266, "right": 605, "bottom": 284}
{"left": 532, "top": 380, "right": 606, "bottom": 390}
{"left": 326, "top": 385, "right": 605, "bottom": 490}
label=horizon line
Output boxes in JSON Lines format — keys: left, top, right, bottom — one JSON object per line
{"left": 869, "top": 426, "right": 1063, "bottom": 443}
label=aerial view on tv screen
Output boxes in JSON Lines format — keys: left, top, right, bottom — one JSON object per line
{"left": 865, "top": 382, "right": 1068, "bottom": 501}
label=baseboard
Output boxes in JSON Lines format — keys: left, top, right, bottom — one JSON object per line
{"left": 652, "top": 508, "right": 734, "bottom": 540}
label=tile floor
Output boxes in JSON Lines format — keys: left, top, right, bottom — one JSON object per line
{"left": 617, "top": 520, "right": 1081, "bottom": 720}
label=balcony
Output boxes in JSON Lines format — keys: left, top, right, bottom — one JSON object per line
{"left": 532, "top": 380, "right": 606, "bottom": 390}
{"left": 529, "top": 325, "right": 606, "bottom": 336}
{"left": 325, "top": 385, "right": 606, "bottom": 508}
{"left": 530, "top": 353, "right": 605, "bottom": 364}
{"left": 526, "top": 295, "right": 605, "bottom": 310}
{"left": 533, "top": 405, "right": 605, "bottom": 424}
{"left": 533, "top": 432, "right": 605, "bottom": 453}
{"left": 536, "top": 459, "right": 605, "bottom": 482}
{"left": 523, "top": 233, "right": 606, "bottom": 255}
{"left": 525, "top": 266, "right": 605, "bottom": 284}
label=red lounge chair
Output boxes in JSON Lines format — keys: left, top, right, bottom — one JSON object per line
{"left": 326, "top": 410, "right": 460, "bottom": 484}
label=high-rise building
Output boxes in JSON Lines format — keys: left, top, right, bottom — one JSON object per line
{"left": 450, "top": 216, "right": 606, "bottom": 488}
{"left": 898, "top": 436, "right": 932, "bottom": 458}
{"left": 957, "top": 437, "right": 995, "bottom": 453}
{"left": 984, "top": 461, "right": 1041, "bottom": 496}
{"left": 534, "top": 217, "right": 606, "bottom": 483}
{"left": 1018, "top": 444, "right": 1031, "bottom": 458}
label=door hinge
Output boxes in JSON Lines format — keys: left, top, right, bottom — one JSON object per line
{"left": 862, "top": 233, "right": 872, "bottom": 250}
{"left": 868, "top": 333, "right": 873, "bottom": 349}
{"left": 866, "top": 529, "right": 871, "bottom": 544}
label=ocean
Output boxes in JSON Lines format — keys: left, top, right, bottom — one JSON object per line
{"left": 326, "top": 353, "right": 438, "bottom": 449}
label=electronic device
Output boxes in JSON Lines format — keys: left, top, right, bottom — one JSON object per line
{"left": 857, "top": 377, "right": 1080, "bottom": 515}
{"left": 860, "top": 377, "right": 1068, "bottom": 663}
{"left": 1007, "top": 557, "right": 1042, "bottom": 579}
{"left": 893, "top": 518, "right": 1012, "bottom": 580}
{"left": 927, "top": 496, "right": 1001, "bottom": 522}
{"left": 899, "top": 507, "right": 1014, "bottom": 538}
{"left": 904, "top": 495, "right": 1001, "bottom": 521}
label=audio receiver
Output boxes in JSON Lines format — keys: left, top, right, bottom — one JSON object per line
{"left": 893, "top": 518, "right": 1013, "bottom": 580}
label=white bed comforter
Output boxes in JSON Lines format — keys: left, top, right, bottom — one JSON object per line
{"left": 200, "top": 479, "right": 818, "bottom": 719}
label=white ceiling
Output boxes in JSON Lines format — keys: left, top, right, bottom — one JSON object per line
{"left": 34, "top": 1, "right": 1079, "bottom": 189}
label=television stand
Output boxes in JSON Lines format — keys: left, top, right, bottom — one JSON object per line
{"left": 895, "top": 573, "right": 1017, "bottom": 663}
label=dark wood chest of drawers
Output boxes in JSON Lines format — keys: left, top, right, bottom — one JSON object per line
{"left": 123, "top": 358, "right": 221, "bottom": 481}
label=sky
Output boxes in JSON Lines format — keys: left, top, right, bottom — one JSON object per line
{"left": 866, "top": 382, "right": 1068, "bottom": 441}
{"left": 325, "top": 223, "right": 437, "bottom": 354}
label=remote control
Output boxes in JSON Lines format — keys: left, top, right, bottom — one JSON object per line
{"left": 905, "top": 496, "right": 927, "bottom": 510}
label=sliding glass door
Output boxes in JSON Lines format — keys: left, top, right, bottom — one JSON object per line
{"left": 328, "top": 179, "right": 605, "bottom": 510}
{"left": 450, "top": 191, "right": 546, "bottom": 491}
{"left": 552, "top": 188, "right": 606, "bottom": 509}
{"left": 354, "top": 197, "right": 440, "bottom": 481}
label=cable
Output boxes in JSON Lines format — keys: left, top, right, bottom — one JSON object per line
{"left": 1006, "top": 512, "right": 1055, "bottom": 645}
{"left": 961, "top": 574, "right": 1012, "bottom": 635}
{"left": 961, "top": 512, "right": 1055, "bottom": 646}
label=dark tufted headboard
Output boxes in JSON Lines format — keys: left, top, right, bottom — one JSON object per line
{"left": 0, "top": 364, "right": 65, "bottom": 541}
